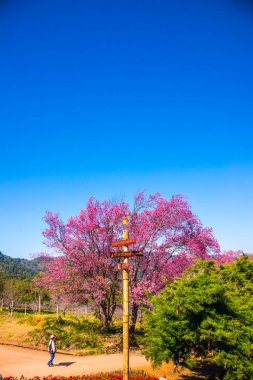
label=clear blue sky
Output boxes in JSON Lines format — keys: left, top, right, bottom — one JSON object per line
{"left": 0, "top": 0, "right": 252, "bottom": 258}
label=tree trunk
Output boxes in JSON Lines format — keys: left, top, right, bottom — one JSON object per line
{"left": 9, "top": 300, "right": 14, "bottom": 316}
{"left": 100, "top": 302, "right": 117, "bottom": 328}
{"left": 129, "top": 304, "right": 139, "bottom": 335}
{"left": 38, "top": 295, "right": 41, "bottom": 313}
{"left": 139, "top": 308, "right": 143, "bottom": 324}
{"left": 56, "top": 303, "right": 59, "bottom": 319}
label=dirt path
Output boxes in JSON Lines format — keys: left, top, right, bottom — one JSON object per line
{"left": 0, "top": 345, "right": 150, "bottom": 378}
{"left": 0, "top": 345, "right": 200, "bottom": 379}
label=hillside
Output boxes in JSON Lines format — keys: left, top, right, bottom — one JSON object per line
{"left": 0, "top": 251, "right": 44, "bottom": 277}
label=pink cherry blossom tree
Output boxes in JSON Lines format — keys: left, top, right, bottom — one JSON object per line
{"left": 214, "top": 249, "right": 242, "bottom": 264}
{"left": 36, "top": 192, "right": 220, "bottom": 330}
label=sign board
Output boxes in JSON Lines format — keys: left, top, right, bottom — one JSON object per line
{"left": 111, "top": 251, "right": 133, "bottom": 258}
{"left": 117, "top": 262, "right": 130, "bottom": 270}
{"left": 132, "top": 251, "right": 144, "bottom": 257}
{"left": 111, "top": 238, "right": 136, "bottom": 247}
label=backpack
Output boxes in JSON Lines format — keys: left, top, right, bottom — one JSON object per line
{"left": 49, "top": 340, "right": 53, "bottom": 354}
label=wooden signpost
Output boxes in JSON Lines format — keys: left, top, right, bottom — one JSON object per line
{"left": 111, "top": 251, "right": 133, "bottom": 258}
{"left": 117, "top": 262, "right": 130, "bottom": 270}
{"left": 111, "top": 251, "right": 143, "bottom": 258}
{"left": 111, "top": 238, "right": 136, "bottom": 247}
{"left": 111, "top": 220, "right": 142, "bottom": 380}
{"left": 131, "top": 250, "right": 143, "bottom": 257}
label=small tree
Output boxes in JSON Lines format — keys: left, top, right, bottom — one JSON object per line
{"left": 17, "top": 279, "right": 36, "bottom": 313}
{"left": 143, "top": 256, "right": 253, "bottom": 380}
{"left": 2, "top": 279, "right": 24, "bottom": 315}
{"left": 32, "top": 278, "right": 50, "bottom": 313}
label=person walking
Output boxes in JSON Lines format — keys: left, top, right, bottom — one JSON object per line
{"left": 47, "top": 334, "right": 56, "bottom": 367}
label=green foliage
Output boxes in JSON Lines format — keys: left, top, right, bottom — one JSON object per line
{"left": 142, "top": 256, "right": 253, "bottom": 380}
{"left": 27, "top": 314, "right": 104, "bottom": 353}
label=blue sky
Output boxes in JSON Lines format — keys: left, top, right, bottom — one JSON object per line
{"left": 0, "top": 0, "right": 252, "bottom": 258}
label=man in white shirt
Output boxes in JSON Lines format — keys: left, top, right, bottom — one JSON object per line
{"left": 47, "top": 334, "right": 56, "bottom": 367}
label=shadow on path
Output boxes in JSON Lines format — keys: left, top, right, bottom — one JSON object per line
{"left": 178, "top": 362, "right": 224, "bottom": 380}
{"left": 54, "top": 362, "right": 76, "bottom": 367}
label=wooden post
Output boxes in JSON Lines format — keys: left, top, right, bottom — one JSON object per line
{"left": 122, "top": 227, "right": 129, "bottom": 380}
{"left": 111, "top": 216, "right": 138, "bottom": 380}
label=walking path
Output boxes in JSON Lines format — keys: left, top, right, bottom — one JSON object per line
{"left": 0, "top": 345, "right": 150, "bottom": 378}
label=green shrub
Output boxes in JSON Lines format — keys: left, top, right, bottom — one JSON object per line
{"left": 143, "top": 257, "right": 253, "bottom": 380}
{"left": 27, "top": 314, "right": 104, "bottom": 352}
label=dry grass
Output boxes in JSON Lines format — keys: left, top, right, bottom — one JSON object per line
{"left": 135, "top": 362, "right": 197, "bottom": 380}
{"left": 0, "top": 313, "right": 35, "bottom": 347}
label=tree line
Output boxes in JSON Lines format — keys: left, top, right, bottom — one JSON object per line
{"left": 0, "top": 251, "right": 43, "bottom": 277}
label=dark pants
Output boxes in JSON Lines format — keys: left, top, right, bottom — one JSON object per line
{"left": 48, "top": 353, "right": 55, "bottom": 366}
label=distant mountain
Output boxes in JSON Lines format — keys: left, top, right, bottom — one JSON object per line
{"left": 0, "top": 251, "right": 46, "bottom": 277}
